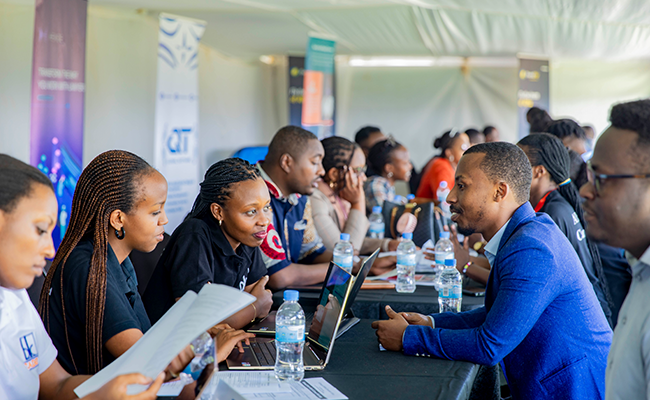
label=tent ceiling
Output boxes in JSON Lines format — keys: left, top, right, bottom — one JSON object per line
{"left": 22, "top": 0, "right": 650, "bottom": 60}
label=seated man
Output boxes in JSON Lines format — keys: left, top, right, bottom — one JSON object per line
{"left": 257, "top": 126, "right": 333, "bottom": 290}
{"left": 372, "top": 142, "right": 612, "bottom": 399}
{"left": 579, "top": 99, "right": 650, "bottom": 399}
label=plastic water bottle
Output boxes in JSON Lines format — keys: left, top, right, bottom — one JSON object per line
{"left": 275, "top": 290, "right": 305, "bottom": 381}
{"left": 333, "top": 233, "right": 354, "bottom": 273}
{"left": 368, "top": 206, "right": 385, "bottom": 239}
{"left": 406, "top": 194, "right": 415, "bottom": 203}
{"left": 438, "top": 259, "right": 462, "bottom": 313}
{"left": 394, "top": 195, "right": 406, "bottom": 205}
{"left": 437, "top": 181, "right": 451, "bottom": 222}
{"left": 396, "top": 233, "right": 417, "bottom": 293}
{"left": 434, "top": 231, "right": 454, "bottom": 287}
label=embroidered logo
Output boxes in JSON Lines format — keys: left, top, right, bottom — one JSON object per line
{"left": 260, "top": 224, "right": 286, "bottom": 261}
{"left": 20, "top": 333, "right": 39, "bottom": 370}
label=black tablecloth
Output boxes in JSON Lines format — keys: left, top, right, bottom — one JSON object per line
{"left": 274, "top": 285, "right": 485, "bottom": 320}
{"left": 306, "top": 319, "right": 493, "bottom": 400}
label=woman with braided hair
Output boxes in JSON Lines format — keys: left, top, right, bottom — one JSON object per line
{"left": 143, "top": 157, "right": 273, "bottom": 330}
{"left": 41, "top": 150, "right": 251, "bottom": 379}
{"left": 311, "top": 137, "right": 400, "bottom": 275}
{"left": 0, "top": 153, "right": 165, "bottom": 399}
{"left": 518, "top": 133, "right": 614, "bottom": 326}
{"left": 363, "top": 138, "right": 413, "bottom": 215}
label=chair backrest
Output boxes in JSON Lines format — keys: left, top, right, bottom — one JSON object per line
{"left": 231, "top": 146, "right": 269, "bottom": 165}
{"left": 130, "top": 232, "right": 171, "bottom": 296}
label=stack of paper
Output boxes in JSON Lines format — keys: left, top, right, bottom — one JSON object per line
{"left": 218, "top": 371, "right": 348, "bottom": 400}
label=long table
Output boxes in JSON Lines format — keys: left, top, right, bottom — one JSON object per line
{"left": 306, "top": 319, "right": 498, "bottom": 400}
{"left": 274, "top": 285, "right": 486, "bottom": 320}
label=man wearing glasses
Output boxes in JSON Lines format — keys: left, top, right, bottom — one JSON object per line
{"left": 580, "top": 99, "right": 650, "bottom": 399}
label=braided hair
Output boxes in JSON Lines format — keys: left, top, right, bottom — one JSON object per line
{"left": 321, "top": 136, "right": 358, "bottom": 186}
{"left": 517, "top": 133, "right": 613, "bottom": 312}
{"left": 188, "top": 158, "right": 261, "bottom": 220}
{"left": 0, "top": 154, "right": 53, "bottom": 213}
{"left": 366, "top": 138, "right": 403, "bottom": 177}
{"left": 39, "top": 150, "right": 154, "bottom": 374}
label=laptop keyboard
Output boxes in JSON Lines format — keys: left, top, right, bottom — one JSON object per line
{"left": 251, "top": 340, "right": 277, "bottom": 366}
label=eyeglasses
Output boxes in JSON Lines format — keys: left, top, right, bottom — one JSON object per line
{"left": 340, "top": 165, "right": 367, "bottom": 176}
{"left": 586, "top": 160, "right": 650, "bottom": 195}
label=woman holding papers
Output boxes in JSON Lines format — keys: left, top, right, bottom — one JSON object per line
{"left": 0, "top": 154, "right": 164, "bottom": 399}
{"left": 40, "top": 151, "right": 253, "bottom": 377}
{"left": 143, "top": 158, "right": 274, "bottom": 329}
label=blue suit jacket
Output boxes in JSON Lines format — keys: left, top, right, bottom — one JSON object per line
{"left": 403, "top": 203, "right": 612, "bottom": 399}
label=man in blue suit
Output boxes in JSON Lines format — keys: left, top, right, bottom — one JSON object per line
{"left": 372, "top": 142, "right": 612, "bottom": 399}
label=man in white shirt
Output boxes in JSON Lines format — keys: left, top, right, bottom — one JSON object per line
{"left": 579, "top": 99, "right": 650, "bottom": 399}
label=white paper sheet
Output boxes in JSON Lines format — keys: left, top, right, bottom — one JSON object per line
{"left": 242, "top": 378, "right": 348, "bottom": 400}
{"left": 218, "top": 371, "right": 290, "bottom": 394}
{"left": 74, "top": 284, "right": 255, "bottom": 398}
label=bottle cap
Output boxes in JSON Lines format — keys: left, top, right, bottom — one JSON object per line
{"left": 402, "top": 232, "right": 413, "bottom": 240}
{"left": 407, "top": 194, "right": 415, "bottom": 200}
{"left": 439, "top": 181, "right": 448, "bottom": 189}
{"left": 444, "top": 258, "right": 457, "bottom": 267}
{"left": 284, "top": 290, "right": 299, "bottom": 302}
{"left": 340, "top": 233, "right": 350, "bottom": 241}
{"left": 372, "top": 206, "right": 382, "bottom": 214}
{"left": 440, "top": 231, "right": 450, "bottom": 239}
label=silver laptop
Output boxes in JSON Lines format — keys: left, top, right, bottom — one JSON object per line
{"left": 247, "top": 248, "right": 380, "bottom": 335}
{"left": 226, "top": 263, "right": 355, "bottom": 371}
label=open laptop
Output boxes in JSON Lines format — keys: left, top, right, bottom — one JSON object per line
{"left": 226, "top": 262, "right": 356, "bottom": 371}
{"left": 247, "top": 248, "right": 380, "bottom": 335}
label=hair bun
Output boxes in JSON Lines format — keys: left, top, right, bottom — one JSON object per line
{"left": 433, "top": 137, "right": 442, "bottom": 149}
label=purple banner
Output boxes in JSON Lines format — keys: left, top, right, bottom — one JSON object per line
{"left": 30, "top": 0, "right": 87, "bottom": 248}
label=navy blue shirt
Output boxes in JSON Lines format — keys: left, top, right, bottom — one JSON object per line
{"left": 539, "top": 190, "right": 613, "bottom": 325}
{"left": 143, "top": 214, "right": 267, "bottom": 325}
{"left": 45, "top": 239, "right": 151, "bottom": 374}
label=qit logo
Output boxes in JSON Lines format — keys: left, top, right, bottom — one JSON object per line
{"left": 20, "top": 333, "right": 39, "bottom": 370}
{"left": 166, "top": 127, "right": 193, "bottom": 154}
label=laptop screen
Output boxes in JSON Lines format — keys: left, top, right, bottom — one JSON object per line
{"left": 307, "top": 264, "right": 352, "bottom": 351}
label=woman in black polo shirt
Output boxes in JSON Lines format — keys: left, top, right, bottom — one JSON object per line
{"left": 40, "top": 150, "right": 253, "bottom": 375}
{"left": 143, "top": 158, "right": 273, "bottom": 329}
{"left": 518, "top": 133, "right": 614, "bottom": 326}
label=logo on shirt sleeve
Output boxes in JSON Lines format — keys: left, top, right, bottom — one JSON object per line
{"left": 260, "top": 223, "right": 286, "bottom": 261}
{"left": 19, "top": 333, "right": 39, "bottom": 370}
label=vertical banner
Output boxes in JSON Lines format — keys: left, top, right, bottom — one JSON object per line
{"left": 517, "top": 57, "right": 550, "bottom": 138}
{"left": 154, "top": 14, "right": 206, "bottom": 232}
{"left": 302, "top": 36, "right": 336, "bottom": 139}
{"left": 288, "top": 56, "right": 305, "bottom": 127}
{"left": 30, "top": 0, "right": 87, "bottom": 248}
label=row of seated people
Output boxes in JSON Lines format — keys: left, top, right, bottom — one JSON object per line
{"left": 1, "top": 99, "right": 648, "bottom": 399}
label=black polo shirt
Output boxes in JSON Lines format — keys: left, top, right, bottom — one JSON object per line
{"left": 45, "top": 239, "right": 151, "bottom": 375}
{"left": 143, "top": 214, "right": 267, "bottom": 325}
{"left": 539, "top": 190, "right": 613, "bottom": 324}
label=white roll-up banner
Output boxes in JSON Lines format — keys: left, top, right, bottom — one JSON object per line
{"left": 154, "top": 13, "right": 206, "bottom": 232}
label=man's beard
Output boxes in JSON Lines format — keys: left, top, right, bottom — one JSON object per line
{"left": 456, "top": 223, "right": 476, "bottom": 237}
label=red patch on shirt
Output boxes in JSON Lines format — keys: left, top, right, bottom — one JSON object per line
{"left": 260, "top": 224, "right": 286, "bottom": 260}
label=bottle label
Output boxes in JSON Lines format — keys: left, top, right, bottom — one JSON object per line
{"left": 276, "top": 325, "right": 305, "bottom": 343}
{"left": 439, "top": 284, "right": 462, "bottom": 299}
{"left": 397, "top": 254, "right": 416, "bottom": 267}
{"left": 333, "top": 254, "right": 353, "bottom": 270}
{"left": 369, "top": 225, "right": 384, "bottom": 234}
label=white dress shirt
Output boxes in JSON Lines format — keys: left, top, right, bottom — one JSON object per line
{"left": 605, "top": 246, "right": 650, "bottom": 400}
{"left": 0, "top": 287, "right": 58, "bottom": 400}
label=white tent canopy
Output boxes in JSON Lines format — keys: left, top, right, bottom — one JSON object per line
{"left": 72, "top": 0, "right": 650, "bottom": 61}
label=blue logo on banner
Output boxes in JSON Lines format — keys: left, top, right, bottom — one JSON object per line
{"left": 167, "top": 127, "right": 192, "bottom": 154}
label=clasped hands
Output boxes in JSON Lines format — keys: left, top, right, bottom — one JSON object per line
{"left": 371, "top": 305, "right": 432, "bottom": 352}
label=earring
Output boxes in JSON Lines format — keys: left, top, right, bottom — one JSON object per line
{"left": 219, "top": 220, "right": 223, "bottom": 226}
{"left": 329, "top": 181, "right": 336, "bottom": 189}
{"left": 387, "top": 172, "right": 393, "bottom": 178}
{"left": 449, "top": 155, "right": 455, "bottom": 162}
{"left": 115, "top": 227, "right": 125, "bottom": 240}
